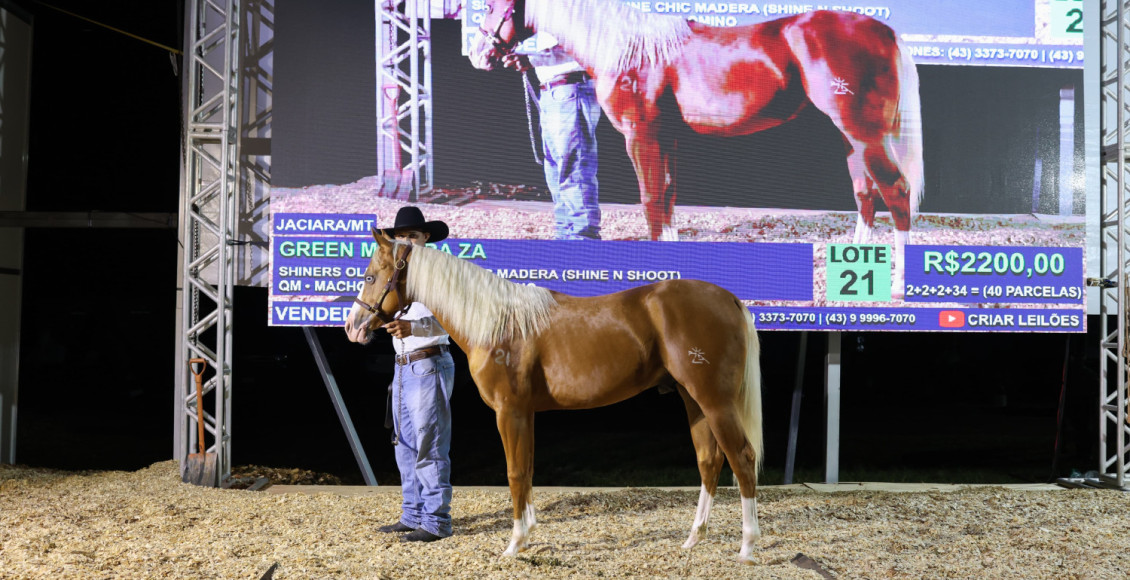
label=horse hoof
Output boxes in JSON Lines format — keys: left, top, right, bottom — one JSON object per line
{"left": 502, "top": 542, "right": 527, "bottom": 557}
{"left": 681, "top": 538, "right": 698, "bottom": 549}
{"left": 737, "top": 543, "right": 758, "bottom": 564}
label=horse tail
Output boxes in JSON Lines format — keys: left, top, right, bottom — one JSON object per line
{"left": 894, "top": 40, "right": 925, "bottom": 214}
{"left": 738, "top": 307, "right": 764, "bottom": 472}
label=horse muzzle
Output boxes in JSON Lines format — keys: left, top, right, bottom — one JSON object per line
{"left": 344, "top": 311, "right": 373, "bottom": 344}
{"left": 469, "top": 29, "right": 518, "bottom": 71}
{"left": 345, "top": 299, "right": 385, "bottom": 343}
{"left": 469, "top": 36, "right": 502, "bottom": 71}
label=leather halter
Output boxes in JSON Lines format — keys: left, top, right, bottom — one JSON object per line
{"left": 478, "top": 1, "right": 518, "bottom": 57}
{"left": 354, "top": 243, "right": 412, "bottom": 325}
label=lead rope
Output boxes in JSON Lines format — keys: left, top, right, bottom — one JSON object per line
{"left": 522, "top": 70, "right": 544, "bottom": 166}
{"left": 392, "top": 336, "right": 406, "bottom": 446}
{"left": 387, "top": 265, "right": 412, "bottom": 446}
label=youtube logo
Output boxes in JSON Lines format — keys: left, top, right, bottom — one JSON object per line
{"left": 939, "top": 310, "right": 965, "bottom": 328}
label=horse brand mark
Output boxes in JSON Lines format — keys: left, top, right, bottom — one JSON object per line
{"left": 688, "top": 347, "right": 710, "bottom": 365}
{"left": 831, "top": 77, "right": 854, "bottom": 95}
{"left": 494, "top": 348, "right": 511, "bottom": 367}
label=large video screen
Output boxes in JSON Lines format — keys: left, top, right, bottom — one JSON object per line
{"left": 268, "top": 0, "right": 1089, "bottom": 332}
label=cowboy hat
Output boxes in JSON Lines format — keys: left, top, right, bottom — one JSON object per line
{"left": 379, "top": 206, "right": 449, "bottom": 243}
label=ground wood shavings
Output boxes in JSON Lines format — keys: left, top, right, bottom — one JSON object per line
{"left": 3, "top": 461, "right": 1128, "bottom": 579}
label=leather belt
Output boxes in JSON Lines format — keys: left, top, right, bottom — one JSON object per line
{"left": 541, "top": 71, "right": 590, "bottom": 92}
{"left": 395, "top": 345, "right": 448, "bottom": 366}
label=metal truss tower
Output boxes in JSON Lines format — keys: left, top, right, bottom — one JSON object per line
{"left": 237, "top": 0, "right": 274, "bottom": 288}
{"left": 1099, "top": 0, "right": 1130, "bottom": 489}
{"left": 174, "top": 0, "right": 436, "bottom": 485}
{"left": 176, "top": 0, "right": 242, "bottom": 486}
{"left": 375, "top": 0, "right": 434, "bottom": 200}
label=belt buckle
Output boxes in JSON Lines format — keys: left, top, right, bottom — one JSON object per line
{"left": 544, "top": 72, "right": 581, "bottom": 92}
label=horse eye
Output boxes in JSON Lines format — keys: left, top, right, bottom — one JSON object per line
{"left": 485, "top": 5, "right": 492, "bottom": 12}
{"left": 365, "top": 275, "right": 375, "bottom": 283}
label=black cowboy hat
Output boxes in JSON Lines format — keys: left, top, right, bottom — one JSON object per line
{"left": 379, "top": 206, "right": 449, "bottom": 243}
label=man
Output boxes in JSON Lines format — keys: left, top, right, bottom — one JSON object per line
{"left": 374, "top": 206, "right": 456, "bottom": 542}
{"left": 501, "top": 34, "right": 602, "bottom": 240}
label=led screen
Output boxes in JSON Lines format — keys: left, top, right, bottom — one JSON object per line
{"left": 269, "top": 0, "right": 1088, "bottom": 332}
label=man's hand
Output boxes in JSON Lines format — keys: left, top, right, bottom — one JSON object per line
{"left": 382, "top": 319, "right": 412, "bottom": 339}
{"left": 501, "top": 53, "right": 532, "bottom": 72}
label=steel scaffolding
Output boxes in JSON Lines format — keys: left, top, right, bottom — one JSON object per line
{"left": 174, "top": 0, "right": 434, "bottom": 486}
{"left": 1098, "top": 0, "right": 1130, "bottom": 489}
{"left": 375, "top": 0, "right": 434, "bottom": 200}
{"left": 176, "top": 0, "right": 241, "bottom": 486}
{"left": 237, "top": 0, "right": 274, "bottom": 287}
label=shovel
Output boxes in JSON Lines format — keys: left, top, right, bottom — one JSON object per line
{"left": 183, "top": 358, "right": 218, "bottom": 487}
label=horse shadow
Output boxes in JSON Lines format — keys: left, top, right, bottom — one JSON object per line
{"left": 452, "top": 505, "right": 514, "bottom": 536}
{"left": 453, "top": 488, "right": 699, "bottom": 539}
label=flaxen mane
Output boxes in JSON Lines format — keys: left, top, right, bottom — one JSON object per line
{"left": 403, "top": 243, "right": 558, "bottom": 347}
{"left": 526, "top": 0, "right": 691, "bottom": 74}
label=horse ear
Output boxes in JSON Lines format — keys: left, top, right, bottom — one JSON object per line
{"left": 372, "top": 228, "right": 391, "bottom": 245}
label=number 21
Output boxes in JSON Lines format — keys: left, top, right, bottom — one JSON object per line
{"left": 840, "top": 270, "right": 874, "bottom": 296}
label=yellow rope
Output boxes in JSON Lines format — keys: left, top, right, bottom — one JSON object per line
{"left": 39, "top": 2, "right": 182, "bottom": 55}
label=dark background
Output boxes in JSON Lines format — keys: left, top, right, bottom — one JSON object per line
{"left": 13, "top": 0, "right": 1101, "bottom": 486}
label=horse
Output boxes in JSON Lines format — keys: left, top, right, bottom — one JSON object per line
{"left": 469, "top": 0, "right": 924, "bottom": 294}
{"left": 344, "top": 232, "right": 764, "bottom": 563}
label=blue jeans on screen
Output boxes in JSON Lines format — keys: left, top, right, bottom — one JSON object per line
{"left": 540, "top": 78, "right": 601, "bottom": 240}
{"left": 392, "top": 352, "right": 455, "bottom": 537}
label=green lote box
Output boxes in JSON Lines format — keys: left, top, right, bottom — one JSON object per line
{"left": 825, "top": 244, "right": 892, "bottom": 302}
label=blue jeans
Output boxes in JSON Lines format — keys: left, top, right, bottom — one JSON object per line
{"left": 540, "top": 78, "right": 601, "bottom": 240}
{"left": 392, "top": 352, "right": 455, "bottom": 537}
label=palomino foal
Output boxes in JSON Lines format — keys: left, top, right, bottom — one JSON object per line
{"left": 345, "top": 233, "right": 764, "bottom": 562}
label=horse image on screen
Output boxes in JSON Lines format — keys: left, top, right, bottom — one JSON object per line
{"left": 344, "top": 235, "right": 765, "bottom": 562}
{"left": 470, "top": 0, "right": 923, "bottom": 293}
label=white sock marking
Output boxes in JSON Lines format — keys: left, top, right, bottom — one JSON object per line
{"left": 852, "top": 213, "right": 873, "bottom": 244}
{"left": 682, "top": 485, "right": 714, "bottom": 549}
{"left": 738, "top": 496, "right": 760, "bottom": 563}
{"left": 502, "top": 503, "right": 536, "bottom": 557}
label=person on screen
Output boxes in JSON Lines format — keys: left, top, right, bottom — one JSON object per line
{"left": 500, "top": 34, "right": 602, "bottom": 240}
{"left": 372, "top": 206, "right": 456, "bottom": 543}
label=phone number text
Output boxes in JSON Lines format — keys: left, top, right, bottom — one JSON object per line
{"left": 825, "top": 312, "right": 917, "bottom": 326}
{"left": 757, "top": 312, "right": 818, "bottom": 326}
